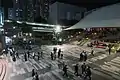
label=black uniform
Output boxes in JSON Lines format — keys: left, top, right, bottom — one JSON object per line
{"left": 74, "top": 64, "right": 79, "bottom": 76}
{"left": 35, "top": 72, "right": 39, "bottom": 80}
{"left": 85, "top": 66, "right": 92, "bottom": 80}
{"left": 51, "top": 52, "right": 53, "bottom": 60}
{"left": 63, "top": 65, "right": 68, "bottom": 77}
{"left": 38, "top": 52, "right": 40, "bottom": 60}
{"left": 80, "top": 52, "right": 83, "bottom": 61}
{"left": 58, "top": 49, "right": 61, "bottom": 58}
{"left": 32, "top": 69, "right": 35, "bottom": 77}
{"left": 91, "top": 49, "right": 94, "bottom": 56}
{"left": 27, "top": 51, "right": 30, "bottom": 58}
{"left": 81, "top": 63, "right": 86, "bottom": 74}
{"left": 24, "top": 53, "right": 27, "bottom": 61}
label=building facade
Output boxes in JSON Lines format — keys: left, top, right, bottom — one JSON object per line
{"left": 12, "top": 0, "right": 49, "bottom": 22}
{"left": 40, "top": 0, "right": 49, "bottom": 20}
{"left": 48, "top": 2, "right": 86, "bottom": 25}
{"left": 8, "top": 8, "right": 14, "bottom": 20}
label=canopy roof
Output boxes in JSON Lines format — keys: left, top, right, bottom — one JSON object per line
{"left": 65, "top": 3, "right": 120, "bottom": 30}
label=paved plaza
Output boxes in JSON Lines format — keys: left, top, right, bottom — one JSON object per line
{"left": 5, "top": 44, "right": 120, "bottom": 80}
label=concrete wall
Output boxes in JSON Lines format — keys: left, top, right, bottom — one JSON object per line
{"left": 48, "top": 2, "right": 86, "bottom": 24}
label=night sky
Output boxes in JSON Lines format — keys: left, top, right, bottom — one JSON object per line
{"left": 51, "top": 0, "right": 120, "bottom": 10}
{"left": 1, "top": 0, "right": 120, "bottom": 10}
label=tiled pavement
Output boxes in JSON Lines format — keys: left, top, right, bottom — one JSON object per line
{"left": 6, "top": 44, "right": 120, "bottom": 80}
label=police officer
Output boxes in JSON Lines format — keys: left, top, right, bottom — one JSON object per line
{"left": 51, "top": 52, "right": 53, "bottom": 60}
{"left": 16, "top": 51, "right": 19, "bottom": 58}
{"left": 40, "top": 51, "right": 43, "bottom": 58}
{"left": 91, "top": 48, "right": 94, "bottom": 56}
{"left": 74, "top": 64, "right": 79, "bottom": 76}
{"left": 38, "top": 52, "right": 40, "bottom": 60}
{"left": 81, "top": 63, "right": 86, "bottom": 74}
{"left": 58, "top": 49, "right": 61, "bottom": 58}
{"left": 35, "top": 72, "right": 39, "bottom": 80}
{"left": 32, "top": 69, "right": 35, "bottom": 77}
{"left": 63, "top": 65, "right": 68, "bottom": 77}
{"left": 84, "top": 52, "right": 87, "bottom": 61}
{"left": 80, "top": 52, "right": 83, "bottom": 61}
{"left": 85, "top": 66, "right": 91, "bottom": 80}
{"left": 24, "top": 53, "right": 27, "bottom": 61}
{"left": 27, "top": 51, "right": 30, "bottom": 58}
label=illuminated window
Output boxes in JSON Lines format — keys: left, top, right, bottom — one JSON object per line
{"left": 16, "top": 13, "right": 18, "bottom": 16}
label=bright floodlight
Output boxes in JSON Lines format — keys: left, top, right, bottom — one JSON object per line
{"left": 55, "top": 25, "right": 62, "bottom": 33}
{"left": 26, "top": 33, "right": 28, "bottom": 36}
{"left": 59, "top": 38, "right": 62, "bottom": 42}
{"left": 13, "top": 35, "right": 16, "bottom": 38}
{"left": 23, "top": 38, "right": 26, "bottom": 41}
{"left": 29, "top": 33, "right": 32, "bottom": 36}
{"left": 13, "top": 27, "right": 16, "bottom": 29}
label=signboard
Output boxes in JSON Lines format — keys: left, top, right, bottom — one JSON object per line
{"left": 0, "top": 7, "right": 4, "bottom": 26}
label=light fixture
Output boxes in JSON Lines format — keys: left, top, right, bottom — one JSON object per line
{"left": 29, "top": 33, "right": 32, "bottom": 36}
{"left": 26, "top": 33, "right": 28, "bottom": 36}
{"left": 55, "top": 25, "right": 62, "bottom": 33}
{"left": 13, "top": 27, "right": 16, "bottom": 29}
{"left": 23, "top": 38, "right": 26, "bottom": 41}
{"left": 13, "top": 35, "right": 16, "bottom": 38}
{"left": 59, "top": 38, "right": 62, "bottom": 42}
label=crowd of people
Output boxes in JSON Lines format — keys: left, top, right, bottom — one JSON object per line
{"left": 3, "top": 45, "right": 92, "bottom": 80}
{"left": 50, "top": 47, "right": 92, "bottom": 80}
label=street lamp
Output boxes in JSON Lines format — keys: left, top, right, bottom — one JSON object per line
{"left": 13, "top": 27, "right": 16, "bottom": 29}
{"left": 55, "top": 25, "right": 62, "bottom": 33}
{"left": 59, "top": 38, "right": 62, "bottom": 42}
{"left": 29, "top": 33, "right": 32, "bottom": 36}
{"left": 26, "top": 33, "right": 28, "bottom": 36}
{"left": 13, "top": 35, "right": 16, "bottom": 38}
{"left": 23, "top": 38, "right": 26, "bottom": 41}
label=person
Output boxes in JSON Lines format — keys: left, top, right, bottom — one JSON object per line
{"left": 58, "top": 49, "right": 61, "bottom": 58}
{"left": 85, "top": 66, "right": 92, "bottom": 80}
{"left": 12, "top": 55, "right": 16, "bottom": 62}
{"left": 32, "top": 69, "right": 35, "bottom": 77}
{"left": 53, "top": 47, "right": 57, "bottom": 54}
{"left": 35, "top": 72, "right": 39, "bottom": 80}
{"left": 74, "top": 64, "right": 79, "bottom": 76}
{"left": 33, "top": 52, "right": 35, "bottom": 59}
{"left": 40, "top": 52, "right": 43, "bottom": 58}
{"left": 27, "top": 51, "right": 30, "bottom": 58}
{"left": 63, "top": 65, "right": 68, "bottom": 77}
{"left": 91, "top": 48, "right": 94, "bottom": 56}
{"left": 54, "top": 53, "right": 56, "bottom": 60}
{"left": 51, "top": 52, "right": 53, "bottom": 60}
{"left": 24, "top": 53, "right": 27, "bottom": 61}
{"left": 16, "top": 51, "right": 19, "bottom": 58}
{"left": 81, "top": 63, "right": 86, "bottom": 74}
{"left": 84, "top": 52, "right": 87, "bottom": 61}
{"left": 80, "top": 52, "right": 83, "bottom": 61}
{"left": 37, "top": 52, "right": 40, "bottom": 60}
{"left": 109, "top": 47, "right": 111, "bottom": 55}
{"left": 61, "top": 54, "right": 63, "bottom": 59}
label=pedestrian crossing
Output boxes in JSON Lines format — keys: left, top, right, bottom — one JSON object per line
{"left": 8, "top": 45, "right": 120, "bottom": 80}
{"left": 9, "top": 55, "right": 61, "bottom": 80}
{"left": 88, "top": 56, "right": 120, "bottom": 80}
{"left": 25, "top": 69, "right": 64, "bottom": 80}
